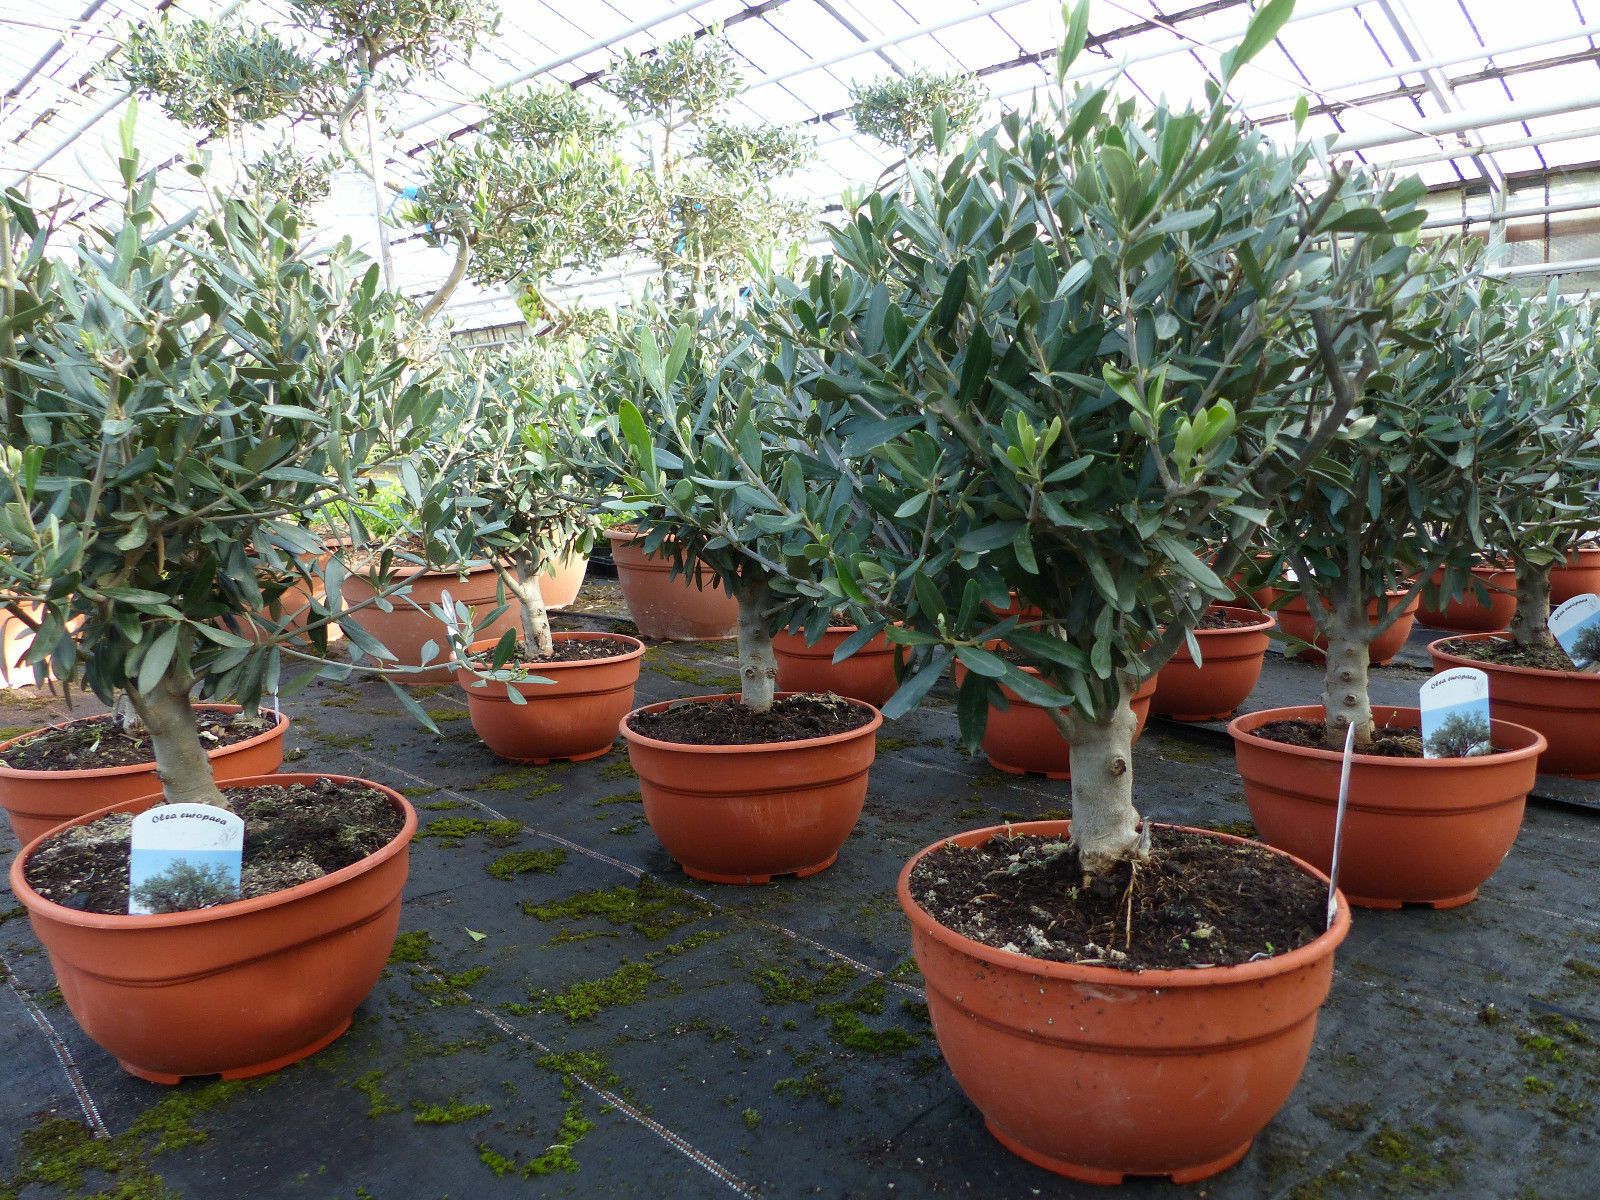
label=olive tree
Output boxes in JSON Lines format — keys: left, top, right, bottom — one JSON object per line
{"left": 849, "top": 68, "right": 987, "bottom": 159}
{"left": 1476, "top": 290, "right": 1600, "bottom": 651}
{"left": 1264, "top": 256, "right": 1529, "bottom": 747}
{"left": 742, "top": 3, "right": 1434, "bottom": 876}
{"left": 575, "top": 304, "right": 837, "bottom": 712}
{"left": 0, "top": 127, "right": 440, "bottom": 810}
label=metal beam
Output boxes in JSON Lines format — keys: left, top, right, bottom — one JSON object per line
{"left": 1421, "top": 193, "right": 1600, "bottom": 230}
{"left": 1330, "top": 92, "right": 1600, "bottom": 153}
{"left": 1488, "top": 256, "right": 1600, "bottom": 277}
{"left": 1371, "top": 123, "right": 1600, "bottom": 171}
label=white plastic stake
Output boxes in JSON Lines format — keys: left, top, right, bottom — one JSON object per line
{"left": 1326, "top": 721, "right": 1357, "bottom": 929}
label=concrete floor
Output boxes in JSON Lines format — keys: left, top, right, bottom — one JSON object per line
{"left": 1, "top": 579, "right": 1596, "bottom": 1200}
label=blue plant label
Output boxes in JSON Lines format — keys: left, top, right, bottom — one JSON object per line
{"left": 1550, "top": 594, "right": 1600, "bottom": 673}
{"left": 1419, "top": 668, "right": 1493, "bottom": 759}
{"left": 128, "top": 803, "right": 245, "bottom": 916}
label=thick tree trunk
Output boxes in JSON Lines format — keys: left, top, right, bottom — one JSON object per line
{"left": 500, "top": 554, "right": 553, "bottom": 658}
{"left": 1508, "top": 562, "right": 1556, "bottom": 650}
{"left": 735, "top": 576, "right": 777, "bottom": 713}
{"left": 1320, "top": 579, "right": 1374, "bottom": 751}
{"left": 126, "top": 671, "right": 230, "bottom": 811}
{"left": 1058, "top": 680, "right": 1144, "bottom": 879}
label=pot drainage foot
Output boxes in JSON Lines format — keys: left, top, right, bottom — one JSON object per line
{"left": 120, "top": 1018, "right": 353, "bottom": 1085}
{"left": 499, "top": 745, "right": 613, "bottom": 765}
{"left": 1345, "top": 890, "right": 1478, "bottom": 910}
{"left": 986, "top": 1119, "right": 1252, "bottom": 1184}
{"left": 988, "top": 760, "right": 1071, "bottom": 781}
{"left": 682, "top": 853, "right": 838, "bottom": 885}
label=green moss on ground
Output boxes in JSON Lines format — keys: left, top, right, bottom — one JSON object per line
{"left": 413, "top": 817, "right": 524, "bottom": 848}
{"left": 600, "top": 758, "right": 637, "bottom": 781}
{"left": 875, "top": 736, "right": 915, "bottom": 754}
{"left": 592, "top": 789, "right": 642, "bottom": 807}
{"left": 476, "top": 764, "right": 561, "bottom": 795}
{"left": 521, "top": 878, "right": 712, "bottom": 940}
{"left": 534, "top": 961, "right": 661, "bottom": 1022}
{"left": 486, "top": 848, "right": 567, "bottom": 880}
{"left": 755, "top": 960, "right": 925, "bottom": 1057}
{"left": 476, "top": 1101, "right": 593, "bottom": 1178}
{"left": 352, "top": 1071, "right": 401, "bottom": 1118}
{"left": 399, "top": 785, "right": 439, "bottom": 797}
{"left": 424, "top": 707, "right": 469, "bottom": 723}
{"left": 412, "top": 1100, "right": 492, "bottom": 1125}
{"left": 0, "top": 1075, "right": 263, "bottom": 1200}
{"left": 537, "top": 1050, "right": 621, "bottom": 1096}
{"left": 389, "top": 930, "right": 433, "bottom": 964}
{"left": 414, "top": 967, "right": 490, "bottom": 1005}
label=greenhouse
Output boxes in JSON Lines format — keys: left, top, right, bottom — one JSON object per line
{"left": 2, "top": 0, "right": 1599, "bottom": 1196}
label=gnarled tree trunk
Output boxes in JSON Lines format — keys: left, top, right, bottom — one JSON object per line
{"left": 1319, "top": 577, "right": 1375, "bottom": 751}
{"left": 1051, "top": 677, "right": 1144, "bottom": 878}
{"left": 1508, "top": 561, "right": 1556, "bottom": 649}
{"left": 125, "top": 668, "right": 229, "bottom": 811}
{"left": 497, "top": 552, "right": 553, "bottom": 658}
{"left": 735, "top": 576, "right": 777, "bottom": 713}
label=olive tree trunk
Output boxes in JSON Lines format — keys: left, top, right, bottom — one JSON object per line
{"left": 735, "top": 575, "right": 777, "bottom": 713}
{"left": 1318, "top": 577, "right": 1375, "bottom": 751}
{"left": 125, "top": 669, "right": 230, "bottom": 811}
{"left": 496, "top": 552, "right": 553, "bottom": 658}
{"left": 1508, "top": 561, "right": 1556, "bottom": 649}
{"left": 1050, "top": 677, "right": 1144, "bottom": 879}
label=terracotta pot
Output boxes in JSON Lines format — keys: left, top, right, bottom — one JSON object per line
{"left": 1419, "top": 565, "right": 1517, "bottom": 634}
{"left": 1429, "top": 633, "right": 1600, "bottom": 779}
{"left": 621, "top": 692, "right": 881, "bottom": 884}
{"left": 1275, "top": 590, "right": 1420, "bottom": 665}
{"left": 10, "top": 773, "right": 415, "bottom": 1084}
{"left": 455, "top": 632, "right": 644, "bottom": 764}
{"left": 1225, "top": 553, "right": 1280, "bottom": 608}
{"left": 0, "top": 703, "right": 290, "bottom": 847}
{"left": 899, "top": 820, "right": 1350, "bottom": 1184}
{"left": 1550, "top": 544, "right": 1600, "bottom": 605}
{"left": 953, "top": 663, "right": 1157, "bottom": 780}
{"left": 341, "top": 562, "right": 518, "bottom": 683}
{"left": 605, "top": 529, "right": 739, "bottom": 641}
{"left": 0, "top": 603, "right": 84, "bottom": 690}
{"left": 1229, "top": 704, "right": 1544, "bottom": 908}
{"left": 537, "top": 550, "right": 589, "bottom": 610}
{"left": 1151, "top": 606, "right": 1276, "bottom": 721}
{"left": 772, "top": 626, "right": 902, "bottom": 708}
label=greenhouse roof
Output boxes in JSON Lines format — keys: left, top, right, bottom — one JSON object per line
{"left": 5, "top": 0, "right": 1600, "bottom": 325}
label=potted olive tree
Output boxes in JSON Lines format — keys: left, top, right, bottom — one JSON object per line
{"left": 0, "top": 129, "right": 433, "bottom": 1083}
{"left": 1230, "top": 258, "right": 1551, "bottom": 909}
{"left": 1429, "top": 290, "right": 1600, "bottom": 777}
{"left": 575, "top": 304, "right": 882, "bottom": 885}
{"left": 743, "top": 3, "right": 1437, "bottom": 1182}
{"left": 424, "top": 350, "right": 646, "bottom": 765}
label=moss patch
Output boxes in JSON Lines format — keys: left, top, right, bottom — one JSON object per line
{"left": 521, "top": 878, "right": 713, "bottom": 940}
{"left": 476, "top": 764, "right": 561, "bottom": 795}
{"left": 875, "top": 735, "right": 916, "bottom": 754}
{"left": 414, "top": 966, "right": 490, "bottom": 1005}
{"left": 476, "top": 1100, "right": 593, "bottom": 1178}
{"left": 412, "top": 1100, "right": 492, "bottom": 1125}
{"left": 600, "top": 757, "right": 636, "bottom": 781}
{"left": 353, "top": 1071, "right": 401, "bottom": 1118}
{"left": 486, "top": 848, "right": 568, "bottom": 880}
{"left": 389, "top": 930, "right": 433, "bottom": 964}
{"left": 534, "top": 960, "right": 662, "bottom": 1022}
{"left": 413, "top": 817, "right": 524, "bottom": 848}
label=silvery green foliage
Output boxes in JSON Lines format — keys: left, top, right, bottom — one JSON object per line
{"left": 289, "top": 0, "right": 498, "bottom": 76}
{"left": 0, "top": 122, "right": 438, "bottom": 717}
{"left": 742, "top": 7, "right": 1434, "bottom": 752}
{"left": 116, "top": 17, "right": 348, "bottom": 135}
{"left": 415, "top": 30, "right": 815, "bottom": 305}
{"left": 1472, "top": 287, "right": 1600, "bottom": 646}
{"left": 849, "top": 69, "right": 986, "bottom": 158}
{"left": 244, "top": 144, "right": 341, "bottom": 212}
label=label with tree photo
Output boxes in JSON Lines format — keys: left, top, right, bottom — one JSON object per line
{"left": 1550, "top": 593, "right": 1600, "bottom": 673}
{"left": 128, "top": 804, "right": 245, "bottom": 915}
{"left": 1420, "top": 668, "right": 1494, "bottom": 759}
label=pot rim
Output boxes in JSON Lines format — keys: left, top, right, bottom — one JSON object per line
{"left": 1227, "top": 702, "right": 1547, "bottom": 765}
{"left": 0, "top": 703, "right": 290, "bottom": 783}
{"left": 773, "top": 624, "right": 898, "bottom": 648}
{"left": 620, "top": 691, "right": 883, "bottom": 753}
{"left": 1429, "top": 633, "right": 1600, "bottom": 683}
{"left": 897, "top": 819, "right": 1350, "bottom": 990}
{"left": 456, "top": 631, "right": 646, "bottom": 686}
{"left": 9, "top": 772, "right": 416, "bottom": 931}
{"left": 1198, "top": 605, "right": 1277, "bottom": 635}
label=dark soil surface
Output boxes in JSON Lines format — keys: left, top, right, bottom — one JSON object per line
{"left": 627, "top": 692, "right": 872, "bottom": 745}
{"left": 469, "top": 636, "right": 636, "bottom": 667}
{"left": 22, "top": 777, "right": 403, "bottom": 915}
{"left": 0, "top": 710, "right": 278, "bottom": 772}
{"left": 1250, "top": 718, "right": 1428, "bottom": 758}
{"left": 908, "top": 828, "right": 1326, "bottom": 970}
{"left": 1198, "top": 608, "right": 1265, "bottom": 630}
{"left": 1439, "top": 635, "right": 1580, "bottom": 673}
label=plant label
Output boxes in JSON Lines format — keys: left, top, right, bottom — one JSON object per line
{"left": 128, "top": 804, "right": 244, "bottom": 916}
{"left": 1326, "top": 720, "right": 1356, "bottom": 929}
{"left": 1419, "top": 668, "right": 1494, "bottom": 758}
{"left": 1550, "top": 594, "right": 1600, "bottom": 673}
